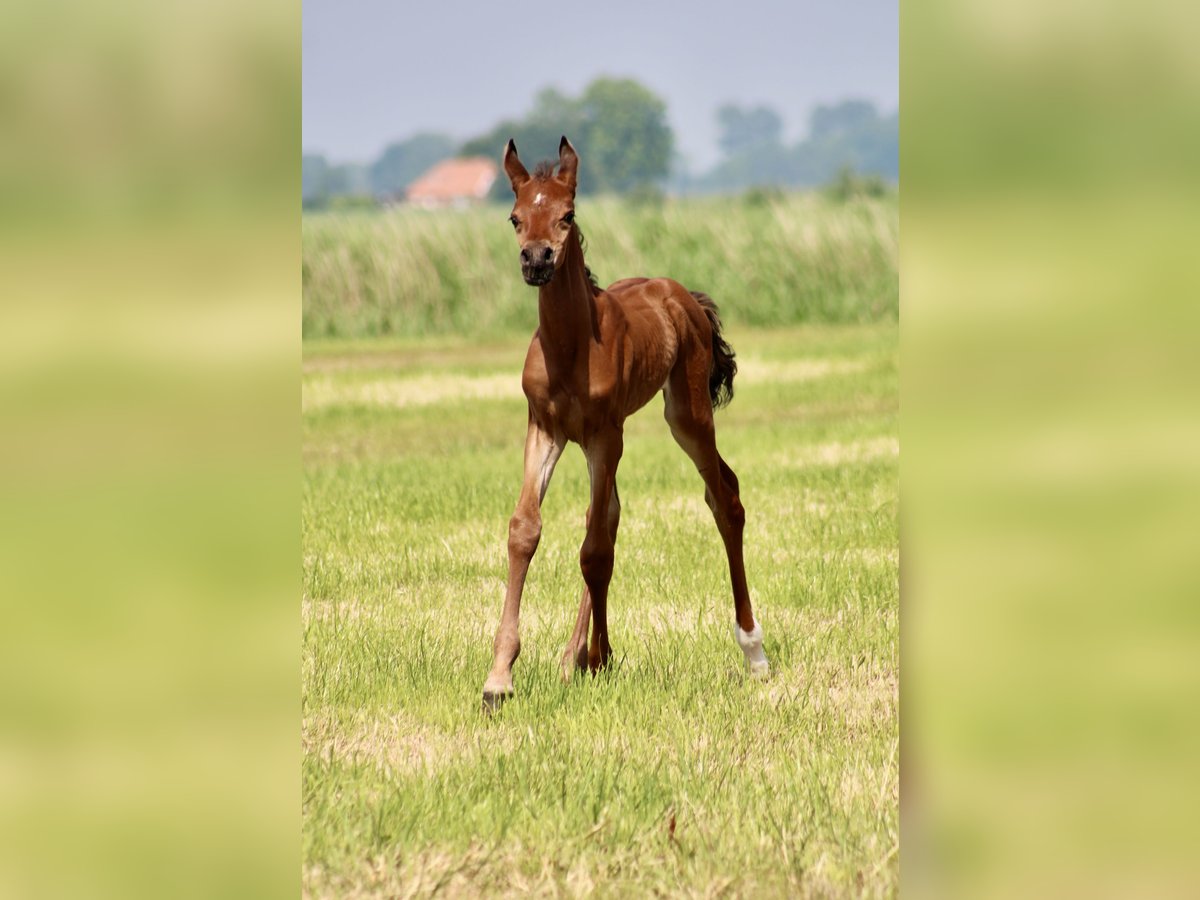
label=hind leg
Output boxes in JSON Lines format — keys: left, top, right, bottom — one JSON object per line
{"left": 664, "top": 367, "right": 768, "bottom": 676}
{"left": 561, "top": 481, "right": 620, "bottom": 680}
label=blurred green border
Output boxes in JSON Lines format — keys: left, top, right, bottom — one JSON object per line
{"left": 904, "top": 1, "right": 1200, "bottom": 897}
{"left": 3, "top": 0, "right": 1198, "bottom": 896}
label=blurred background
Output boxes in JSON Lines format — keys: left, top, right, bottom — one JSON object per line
{"left": 302, "top": 0, "right": 897, "bottom": 206}
{"left": 301, "top": 0, "right": 899, "bottom": 342}
{"left": 1, "top": 1, "right": 297, "bottom": 898}
{"left": 904, "top": 1, "right": 1200, "bottom": 896}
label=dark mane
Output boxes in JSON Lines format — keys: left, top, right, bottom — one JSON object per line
{"left": 576, "top": 224, "right": 600, "bottom": 291}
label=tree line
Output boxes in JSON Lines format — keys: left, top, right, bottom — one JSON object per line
{"left": 302, "top": 77, "right": 896, "bottom": 208}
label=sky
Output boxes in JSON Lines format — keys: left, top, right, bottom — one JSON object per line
{"left": 303, "top": 0, "right": 897, "bottom": 171}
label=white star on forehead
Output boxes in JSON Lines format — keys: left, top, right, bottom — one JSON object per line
{"left": 534, "top": 193, "right": 544, "bottom": 205}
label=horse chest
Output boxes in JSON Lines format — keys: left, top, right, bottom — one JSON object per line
{"left": 546, "top": 392, "right": 588, "bottom": 441}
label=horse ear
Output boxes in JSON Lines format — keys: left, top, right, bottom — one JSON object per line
{"left": 557, "top": 136, "right": 579, "bottom": 192}
{"left": 503, "top": 139, "right": 529, "bottom": 193}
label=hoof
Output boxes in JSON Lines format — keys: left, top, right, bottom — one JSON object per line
{"left": 481, "top": 690, "right": 512, "bottom": 715}
{"left": 735, "top": 620, "right": 770, "bottom": 677}
{"left": 559, "top": 644, "right": 589, "bottom": 682}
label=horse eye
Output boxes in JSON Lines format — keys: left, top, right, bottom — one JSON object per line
{"left": 509, "top": 215, "right": 519, "bottom": 227}
{"left": 563, "top": 211, "right": 575, "bottom": 225}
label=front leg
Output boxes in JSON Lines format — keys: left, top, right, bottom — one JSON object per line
{"left": 482, "top": 417, "right": 564, "bottom": 713}
{"left": 580, "top": 430, "right": 623, "bottom": 672}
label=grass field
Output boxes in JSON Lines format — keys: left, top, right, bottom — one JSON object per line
{"left": 302, "top": 320, "right": 899, "bottom": 897}
{"left": 302, "top": 192, "right": 897, "bottom": 339}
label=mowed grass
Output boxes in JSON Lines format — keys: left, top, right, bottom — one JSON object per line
{"left": 303, "top": 192, "right": 898, "bottom": 339}
{"left": 302, "top": 322, "right": 898, "bottom": 897}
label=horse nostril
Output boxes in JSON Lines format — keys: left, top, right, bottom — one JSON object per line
{"left": 520, "top": 248, "right": 531, "bottom": 265}
{"left": 541, "top": 247, "right": 553, "bottom": 263}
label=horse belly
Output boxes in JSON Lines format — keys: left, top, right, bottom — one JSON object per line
{"left": 623, "top": 331, "right": 677, "bottom": 414}
{"left": 623, "top": 372, "right": 669, "bottom": 417}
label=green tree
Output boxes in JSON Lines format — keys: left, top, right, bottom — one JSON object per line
{"left": 461, "top": 77, "right": 673, "bottom": 197}
{"left": 528, "top": 87, "right": 586, "bottom": 139}
{"left": 810, "top": 100, "right": 881, "bottom": 141}
{"left": 461, "top": 117, "right": 561, "bottom": 202}
{"left": 716, "top": 104, "right": 784, "bottom": 157}
{"left": 578, "top": 78, "right": 672, "bottom": 193}
{"left": 800, "top": 102, "right": 897, "bottom": 182}
{"left": 302, "top": 153, "right": 331, "bottom": 206}
{"left": 697, "top": 98, "right": 897, "bottom": 193}
{"left": 368, "top": 132, "right": 456, "bottom": 196}
{"left": 302, "top": 153, "right": 371, "bottom": 209}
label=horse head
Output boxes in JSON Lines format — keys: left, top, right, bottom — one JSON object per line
{"left": 503, "top": 136, "right": 579, "bottom": 286}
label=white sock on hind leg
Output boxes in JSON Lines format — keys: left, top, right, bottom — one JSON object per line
{"left": 734, "top": 619, "right": 770, "bottom": 676}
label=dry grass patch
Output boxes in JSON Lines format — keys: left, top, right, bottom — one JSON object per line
{"left": 303, "top": 712, "right": 517, "bottom": 776}
{"left": 774, "top": 436, "right": 899, "bottom": 469}
{"left": 303, "top": 372, "right": 522, "bottom": 412}
{"left": 737, "top": 355, "right": 868, "bottom": 385}
{"left": 303, "top": 838, "right": 863, "bottom": 900}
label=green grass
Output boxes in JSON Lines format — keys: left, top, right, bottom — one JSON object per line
{"left": 302, "top": 192, "right": 898, "bottom": 339}
{"left": 302, "top": 322, "right": 898, "bottom": 897}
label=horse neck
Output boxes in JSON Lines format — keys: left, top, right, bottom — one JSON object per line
{"left": 536, "top": 227, "right": 597, "bottom": 364}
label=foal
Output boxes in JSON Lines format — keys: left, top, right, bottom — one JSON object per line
{"left": 482, "top": 137, "right": 769, "bottom": 712}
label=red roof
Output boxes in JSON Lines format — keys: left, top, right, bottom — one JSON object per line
{"left": 406, "top": 157, "right": 498, "bottom": 204}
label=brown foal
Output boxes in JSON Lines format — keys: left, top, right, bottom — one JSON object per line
{"left": 482, "top": 137, "right": 769, "bottom": 712}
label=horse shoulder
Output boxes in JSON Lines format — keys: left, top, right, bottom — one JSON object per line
{"left": 586, "top": 294, "right": 625, "bottom": 401}
{"left": 520, "top": 333, "right": 552, "bottom": 407}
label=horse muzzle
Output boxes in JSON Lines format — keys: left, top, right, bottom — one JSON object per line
{"left": 520, "top": 244, "right": 556, "bottom": 286}
{"left": 522, "top": 265, "right": 555, "bottom": 286}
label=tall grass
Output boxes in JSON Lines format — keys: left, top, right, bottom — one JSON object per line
{"left": 302, "top": 192, "right": 898, "bottom": 339}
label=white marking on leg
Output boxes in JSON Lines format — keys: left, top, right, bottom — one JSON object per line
{"left": 734, "top": 619, "right": 770, "bottom": 676}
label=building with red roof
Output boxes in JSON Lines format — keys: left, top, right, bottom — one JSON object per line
{"left": 405, "top": 157, "right": 498, "bottom": 209}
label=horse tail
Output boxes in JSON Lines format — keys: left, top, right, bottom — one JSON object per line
{"left": 691, "top": 291, "right": 737, "bottom": 409}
